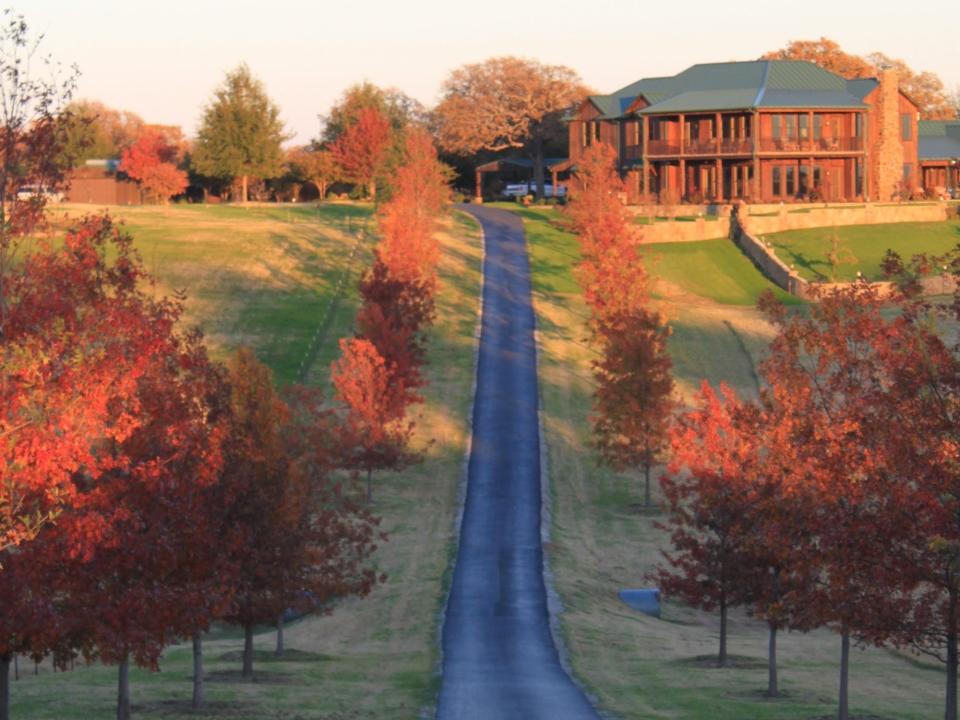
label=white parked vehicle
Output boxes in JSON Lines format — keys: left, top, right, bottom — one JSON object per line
{"left": 502, "top": 182, "right": 566, "bottom": 198}
{"left": 16, "top": 185, "right": 65, "bottom": 202}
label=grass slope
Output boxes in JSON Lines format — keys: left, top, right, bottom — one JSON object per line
{"left": 767, "top": 220, "right": 960, "bottom": 282}
{"left": 515, "top": 205, "right": 948, "bottom": 719}
{"left": 47, "top": 203, "right": 376, "bottom": 384}
{"left": 11, "top": 205, "right": 483, "bottom": 719}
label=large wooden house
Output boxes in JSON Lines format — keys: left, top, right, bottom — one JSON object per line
{"left": 567, "top": 60, "right": 952, "bottom": 203}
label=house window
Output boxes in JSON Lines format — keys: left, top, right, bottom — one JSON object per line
{"left": 772, "top": 114, "right": 782, "bottom": 138}
{"left": 772, "top": 166, "right": 782, "bottom": 196}
{"left": 855, "top": 160, "right": 863, "bottom": 196}
{"left": 785, "top": 114, "right": 797, "bottom": 139}
{"left": 813, "top": 165, "right": 822, "bottom": 190}
{"left": 813, "top": 115, "right": 823, "bottom": 140}
{"left": 855, "top": 114, "right": 863, "bottom": 138}
{"left": 799, "top": 165, "right": 809, "bottom": 195}
{"left": 901, "top": 114, "right": 912, "bottom": 141}
{"left": 799, "top": 114, "right": 809, "bottom": 139}
{"left": 786, "top": 166, "right": 796, "bottom": 195}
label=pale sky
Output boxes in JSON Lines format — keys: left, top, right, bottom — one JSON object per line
{"left": 25, "top": 0, "right": 960, "bottom": 146}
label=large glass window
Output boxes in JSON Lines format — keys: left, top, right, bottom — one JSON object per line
{"left": 786, "top": 166, "right": 796, "bottom": 195}
{"left": 901, "top": 114, "right": 912, "bottom": 141}
{"left": 772, "top": 114, "right": 781, "bottom": 138}
{"left": 772, "top": 166, "right": 782, "bottom": 196}
{"left": 799, "top": 114, "right": 809, "bottom": 139}
{"left": 785, "top": 115, "right": 797, "bottom": 139}
{"left": 814, "top": 115, "right": 823, "bottom": 140}
{"left": 799, "top": 165, "right": 809, "bottom": 195}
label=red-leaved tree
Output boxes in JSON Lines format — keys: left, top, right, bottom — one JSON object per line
{"left": 119, "top": 128, "right": 188, "bottom": 203}
{"left": 331, "top": 338, "right": 417, "bottom": 504}
{"left": 330, "top": 106, "right": 392, "bottom": 200}
{"left": 221, "top": 348, "right": 383, "bottom": 681}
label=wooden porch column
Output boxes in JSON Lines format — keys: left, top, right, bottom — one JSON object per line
{"left": 641, "top": 115, "right": 649, "bottom": 198}
{"left": 475, "top": 169, "right": 482, "bottom": 202}
{"left": 551, "top": 168, "right": 558, "bottom": 195}
{"left": 715, "top": 112, "right": 722, "bottom": 153}
{"left": 678, "top": 113, "right": 685, "bottom": 155}
{"left": 716, "top": 158, "right": 723, "bottom": 201}
{"left": 752, "top": 110, "right": 761, "bottom": 200}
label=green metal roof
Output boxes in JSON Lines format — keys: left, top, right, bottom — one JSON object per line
{"left": 919, "top": 121, "right": 960, "bottom": 160}
{"left": 590, "top": 60, "right": 872, "bottom": 118}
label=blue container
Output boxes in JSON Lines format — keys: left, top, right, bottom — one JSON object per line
{"left": 619, "top": 588, "right": 661, "bottom": 618}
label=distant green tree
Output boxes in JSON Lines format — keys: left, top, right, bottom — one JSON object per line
{"left": 192, "top": 65, "right": 288, "bottom": 203}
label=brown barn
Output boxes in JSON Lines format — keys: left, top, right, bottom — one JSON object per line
{"left": 65, "top": 160, "right": 142, "bottom": 205}
{"left": 567, "top": 60, "right": 941, "bottom": 203}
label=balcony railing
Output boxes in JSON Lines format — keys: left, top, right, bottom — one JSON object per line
{"left": 719, "top": 138, "right": 754, "bottom": 155}
{"left": 645, "top": 138, "right": 755, "bottom": 156}
{"left": 623, "top": 144, "right": 643, "bottom": 161}
{"left": 759, "top": 137, "right": 864, "bottom": 153}
{"left": 647, "top": 139, "right": 681, "bottom": 155}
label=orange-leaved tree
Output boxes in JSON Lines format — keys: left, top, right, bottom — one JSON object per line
{"left": 565, "top": 142, "right": 650, "bottom": 325}
{"left": 376, "top": 128, "right": 450, "bottom": 286}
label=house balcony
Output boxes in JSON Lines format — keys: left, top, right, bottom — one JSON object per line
{"left": 758, "top": 137, "right": 864, "bottom": 153}
{"left": 642, "top": 138, "right": 755, "bottom": 157}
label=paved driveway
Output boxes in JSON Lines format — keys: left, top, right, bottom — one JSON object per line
{"left": 436, "top": 206, "right": 599, "bottom": 719}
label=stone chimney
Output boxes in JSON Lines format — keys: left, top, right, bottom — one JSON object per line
{"left": 872, "top": 65, "right": 903, "bottom": 201}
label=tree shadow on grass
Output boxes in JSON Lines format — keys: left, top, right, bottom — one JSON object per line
{"left": 217, "top": 649, "right": 335, "bottom": 664}
{"left": 772, "top": 246, "right": 831, "bottom": 282}
{"left": 673, "top": 654, "right": 767, "bottom": 670}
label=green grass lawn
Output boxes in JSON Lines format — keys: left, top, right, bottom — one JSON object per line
{"left": 766, "top": 220, "right": 960, "bottom": 282}
{"left": 47, "top": 202, "right": 376, "bottom": 384}
{"left": 508, "top": 202, "right": 950, "bottom": 719}
{"left": 11, "top": 204, "right": 483, "bottom": 719}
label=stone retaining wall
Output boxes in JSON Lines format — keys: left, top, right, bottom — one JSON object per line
{"left": 742, "top": 202, "right": 947, "bottom": 236}
{"left": 635, "top": 217, "right": 730, "bottom": 244}
{"left": 730, "top": 211, "right": 956, "bottom": 301}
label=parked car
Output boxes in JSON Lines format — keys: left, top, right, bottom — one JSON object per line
{"left": 501, "top": 182, "right": 567, "bottom": 198}
{"left": 16, "top": 185, "right": 65, "bottom": 202}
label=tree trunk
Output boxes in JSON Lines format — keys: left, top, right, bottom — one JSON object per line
{"left": 0, "top": 653, "right": 11, "bottom": 720}
{"left": 532, "top": 134, "right": 545, "bottom": 201}
{"left": 192, "top": 634, "right": 204, "bottom": 710}
{"left": 838, "top": 629, "right": 850, "bottom": 720}
{"left": 718, "top": 598, "right": 728, "bottom": 668}
{"left": 241, "top": 175, "right": 249, "bottom": 204}
{"left": 767, "top": 623, "right": 779, "bottom": 698}
{"left": 643, "top": 460, "right": 652, "bottom": 507}
{"left": 947, "top": 623, "right": 958, "bottom": 720}
{"left": 275, "top": 616, "right": 285, "bottom": 658}
{"left": 242, "top": 624, "right": 254, "bottom": 680}
{"left": 368, "top": 181, "right": 376, "bottom": 202}
{"left": 366, "top": 469, "right": 373, "bottom": 505}
{"left": 117, "top": 653, "right": 131, "bottom": 720}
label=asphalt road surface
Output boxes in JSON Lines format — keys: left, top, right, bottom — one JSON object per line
{"left": 435, "top": 206, "right": 599, "bottom": 719}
